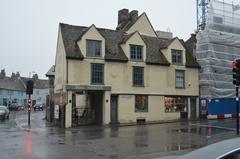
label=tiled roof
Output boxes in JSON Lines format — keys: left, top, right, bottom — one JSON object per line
{"left": 185, "top": 34, "right": 197, "bottom": 56}
{"left": 0, "top": 77, "right": 25, "bottom": 91}
{"left": 183, "top": 34, "right": 200, "bottom": 68}
{"left": 141, "top": 35, "right": 170, "bottom": 65}
{"left": 60, "top": 23, "right": 86, "bottom": 59}
{"left": 97, "top": 28, "right": 128, "bottom": 62}
{"left": 59, "top": 23, "right": 199, "bottom": 68}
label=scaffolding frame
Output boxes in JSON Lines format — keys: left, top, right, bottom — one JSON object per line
{"left": 196, "top": 0, "right": 240, "bottom": 98}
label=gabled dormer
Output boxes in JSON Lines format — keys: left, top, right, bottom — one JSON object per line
{"left": 120, "top": 31, "right": 147, "bottom": 62}
{"left": 116, "top": 9, "right": 157, "bottom": 37}
{"left": 161, "top": 37, "right": 186, "bottom": 66}
{"left": 77, "top": 24, "right": 105, "bottom": 58}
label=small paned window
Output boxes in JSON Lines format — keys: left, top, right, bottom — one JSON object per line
{"left": 130, "top": 45, "right": 143, "bottom": 60}
{"left": 91, "top": 63, "right": 104, "bottom": 85}
{"left": 86, "top": 40, "right": 102, "bottom": 57}
{"left": 133, "top": 67, "right": 144, "bottom": 86}
{"left": 176, "top": 70, "right": 185, "bottom": 88}
{"left": 172, "top": 49, "right": 183, "bottom": 65}
{"left": 135, "top": 95, "right": 148, "bottom": 112}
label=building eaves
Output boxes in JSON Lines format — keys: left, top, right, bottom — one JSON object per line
{"left": 0, "top": 77, "right": 25, "bottom": 91}
{"left": 46, "top": 65, "right": 55, "bottom": 77}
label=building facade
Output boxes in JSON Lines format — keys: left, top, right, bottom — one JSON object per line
{"left": 0, "top": 71, "right": 27, "bottom": 106}
{"left": 54, "top": 9, "right": 200, "bottom": 128}
{"left": 0, "top": 69, "right": 49, "bottom": 107}
{"left": 46, "top": 65, "right": 55, "bottom": 122}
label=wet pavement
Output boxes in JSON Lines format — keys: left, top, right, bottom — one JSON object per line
{"left": 0, "top": 111, "right": 238, "bottom": 159}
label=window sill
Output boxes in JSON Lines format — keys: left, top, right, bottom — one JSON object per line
{"left": 165, "top": 111, "right": 182, "bottom": 113}
{"left": 91, "top": 83, "right": 104, "bottom": 85}
{"left": 133, "top": 85, "right": 144, "bottom": 87}
{"left": 135, "top": 111, "right": 148, "bottom": 113}
{"left": 130, "top": 59, "right": 144, "bottom": 62}
{"left": 85, "top": 56, "right": 103, "bottom": 59}
{"left": 176, "top": 87, "right": 185, "bottom": 89}
{"left": 172, "top": 63, "right": 183, "bottom": 66}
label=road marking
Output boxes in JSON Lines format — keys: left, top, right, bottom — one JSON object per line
{"left": 190, "top": 123, "right": 236, "bottom": 131}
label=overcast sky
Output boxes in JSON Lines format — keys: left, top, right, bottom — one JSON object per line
{"left": 0, "top": 0, "right": 198, "bottom": 79}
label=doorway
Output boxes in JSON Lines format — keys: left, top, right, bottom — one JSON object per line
{"left": 110, "top": 95, "right": 118, "bottom": 124}
{"left": 190, "top": 98, "right": 197, "bottom": 119}
{"left": 89, "top": 91, "right": 103, "bottom": 125}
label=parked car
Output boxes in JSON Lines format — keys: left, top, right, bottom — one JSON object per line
{"left": 18, "top": 105, "right": 25, "bottom": 110}
{"left": 33, "top": 103, "right": 44, "bottom": 111}
{"left": 157, "top": 138, "right": 240, "bottom": 159}
{"left": 8, "top": 103, "right": 19, "bottom": 111}
{"left": 0, "top": 106, "right": 10, "bottom": 120}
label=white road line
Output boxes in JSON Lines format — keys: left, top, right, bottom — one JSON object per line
{"left": 189, "top": 123, "right": 236, "bottom": 131}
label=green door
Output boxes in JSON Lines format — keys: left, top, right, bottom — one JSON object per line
{"left": 110, "top": 96, "right": 118, "bottom": 123}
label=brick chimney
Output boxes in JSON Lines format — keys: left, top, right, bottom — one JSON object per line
{"left": 11, "top": 72, "right": 16, "bottom": 78}
{"left": 32, "top": 73, "right": 38, "bottom": 80}
{"left": 0, "top": 69, "right": 6, "bottom": 77}
{"left": 16, "top": 72, "right": 20, "bottom": 78}
{"left": 129, "top": 10, "right": 138, "bottom": 21}
{"left": 118, "top": 9, "right": 129, "bottom": 26}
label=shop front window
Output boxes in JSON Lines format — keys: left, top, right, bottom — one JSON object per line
{"left": 164, "top": 96, "right": 187, "bottom": 112}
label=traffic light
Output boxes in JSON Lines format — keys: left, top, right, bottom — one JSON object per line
{"left": 27, "top": 98, "right": 31, "bottom": 104}
{"left": 28, "top": 106, "right": 31, "bottom": 113}
{"left": 27, "top": 98, "right": 31, "bottom": 112}
{"left": 26, "top": 80, "right": 33, "bottom": 95}
{"left": 232, "top": 59, "right": 240, "bottom": 86}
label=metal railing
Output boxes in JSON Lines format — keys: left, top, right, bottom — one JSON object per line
{"left": 72, "top": 108, "right": 95, "bottom": 126}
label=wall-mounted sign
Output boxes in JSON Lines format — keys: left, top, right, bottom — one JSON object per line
{"left": 54, "top": 105, "right": 59, "bottom": 119}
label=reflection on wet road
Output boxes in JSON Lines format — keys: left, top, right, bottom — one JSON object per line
{"left": 0, "top": 111, "right": 237, "bottom": 159}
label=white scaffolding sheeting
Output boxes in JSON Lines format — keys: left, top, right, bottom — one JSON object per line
{"left": 197, "top": 0, "right": 240, "bottom": 98}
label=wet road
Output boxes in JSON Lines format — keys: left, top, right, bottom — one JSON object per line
{"left": 0, "top": 111, "right": 238, "bottom": 159}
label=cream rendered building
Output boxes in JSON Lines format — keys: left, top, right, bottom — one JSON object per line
{"left": 54, "top": 9, "right": 200, "bottom": 128}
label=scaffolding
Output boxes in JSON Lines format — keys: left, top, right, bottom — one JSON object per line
{"left": 196, "top": 0, "right": 240, "bottom": 98}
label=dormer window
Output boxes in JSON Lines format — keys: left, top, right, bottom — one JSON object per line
{"left": 130, "top": 45, "right": 143, "bottom": 61}
{"left": 171, "top": 49, "right": 182, "bottom": 65}
{"left": 86, "top": 40, "right": 102, "bottom": 57}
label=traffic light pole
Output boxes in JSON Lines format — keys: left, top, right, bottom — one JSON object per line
{"left": 28, "top": 94, "right": 31, "bottom": 127}
{"left": 237, "top": 86, "right": 239, "bottom": 135}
